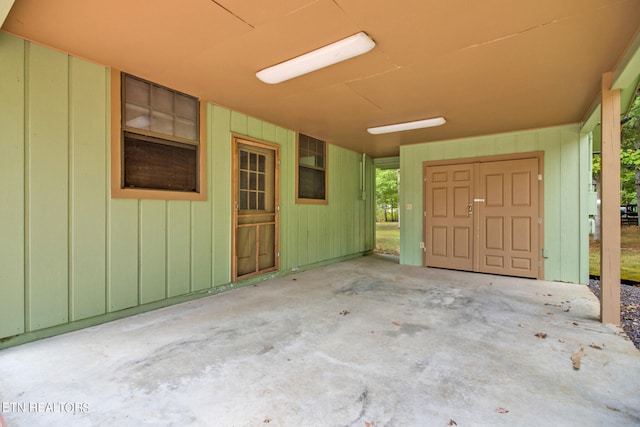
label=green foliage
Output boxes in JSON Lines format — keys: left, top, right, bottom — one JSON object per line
{"left": 590, "top": 227, "right": 640, "bottom": 282}
{"left": 376, "top": 169, "right": 399, "bottom": 221}
{"left": 593, "top": 92, "right": 639, "bottom": 205}
{"left": 621, "top": 93, "right": 640, "bottom": 205}
{"left": 375, "top": 222, "right": 400, "bottom": 255}
{"left": 592, "top": 153, "right": 600, "bottom": 175}
{"left": 621, "top": 149, "right": 640, "bottom": 167}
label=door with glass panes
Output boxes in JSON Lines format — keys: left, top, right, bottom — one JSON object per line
{"left": 232, "top": 137, "right": 279, "bottom": 280}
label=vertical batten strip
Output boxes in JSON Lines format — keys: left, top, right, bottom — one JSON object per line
{"left": 27, "top": 43, "right": 70, "bottom": 330}
{"left": 0, "top": 33, "right": 26, "bottom": 338}
{"left": 137, "top": 199, "right": 142, "bottom": 304}
{"left": 165, "top": 200, "right": 169, "bottom": 299}
{"left": 105, "top": 68, "right": 111, "bottom": 314}
{"left": 68, "top": 53, "right": 74, "bottom": 321}
{"left": 23, "top": 40, "right": 31, "bottom": 332}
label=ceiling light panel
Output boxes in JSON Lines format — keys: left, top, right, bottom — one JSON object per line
{"left": 256, "top": 32, "right": 376, "bottom": 84}
{"left": 367, "top": 117, "right": 446, "bottom": 134}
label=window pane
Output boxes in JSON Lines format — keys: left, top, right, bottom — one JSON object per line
{"left": 298, "top": 134, "right": 326, "bottom": 168}
{"left": 258, "top": 192, "right": 265, "bottom": 210}
{"left": 176, "top": 94, "right": 197, "bottom": 119}
{"left": 258, "top": 154, "right": 265, "bottom": 172}
{"left": 249, "top": 192, "right": 257, "bottom": 210}
{"left": 240, "top": 150, "right": 248, "bottom": 170}
{"left": 298, "top": 166, "right": 325, "bottom": 199}
{"left": 250, "top": 153, "right": 257, "bottom": 171}
{"left": 240, "top": 190, "right": 248, "bottom": 210}
{"left": 240, "top": 171, "right": 248, "bottom": 191}
{"left": 121, "top": 74, "right": 200, "bottom": 194}
{"left": 123, "top": 133, "right": 197, "bottom": 192}
{"left": 317, "top": 149, "right": 325, "bottom": 169}
{"left": 258, "top": 173, "right": 265, "bottom": 191}
{"left": 175, "top": 118, "right": 196, "bottom": 140}
{"left": 125, "top": 104, "right": 151, "bottom": 129}
{"left": 250, "top": 172, "right": 257, "bottom": 190}
{"left": 297, "top": 134, "right": 326, "bottom": 201}
{"left": 151, "top": 111, "right": 174, "bottom": 135}
{"left": 298, "top": 138, "right": 310, "bottom": 165}
{"left": 299, "top": 155, "right": 314, "bottom": 167}
{"left": 151, "top": 86, "right": 174, "bottom": 114}
{"left": 299, "top": 140, "right": 309, "bottom": 158}
{"left": 125, "top": 76, "right": 149, "bottom": 107}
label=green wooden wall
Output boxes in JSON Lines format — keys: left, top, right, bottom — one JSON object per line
{"left": 400, "top": 124, "right": 590, "bottom": 284}
{"left": 0, "top": 33, "right": 375, "bottom": 344}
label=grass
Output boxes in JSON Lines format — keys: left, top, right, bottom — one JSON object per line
{"left": 375, "top": 222, "right": 400, "bottom": 255}
{"left": 590, "top": 225, "right": 640, "bottom": 282}
{"left": 376, "top": 222, "right": 640, "bottom": 282}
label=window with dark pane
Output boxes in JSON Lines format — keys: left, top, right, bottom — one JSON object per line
{"left": 121, "top": 73, "right": 200, "bottom": 192}
{"left": 297, "top": 134, "right": 326, "bottom": 201}
{"left": 239, "top": 149, "right": 267, "bottom": 211}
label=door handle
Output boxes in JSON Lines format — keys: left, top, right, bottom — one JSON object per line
{"left": 468, "top": 203, "right": 473, "bottom": 213}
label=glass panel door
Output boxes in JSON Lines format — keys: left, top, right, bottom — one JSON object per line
{"left": 233, "top": 139, "right": 279, "bottom": 280}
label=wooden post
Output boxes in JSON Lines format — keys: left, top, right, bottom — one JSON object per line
{"left": 599, "top": 72, "right": 621, "bottom": 325}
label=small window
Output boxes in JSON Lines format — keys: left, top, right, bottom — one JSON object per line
{"left": 296, "top": 133, "right": 327, "bottom": 203}
{"left": 120, "top": 73, "right": 200, "bottom": 193}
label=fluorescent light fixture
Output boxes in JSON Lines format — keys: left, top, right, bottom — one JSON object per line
{"left": 256, "top": 32, "right": 375, "bottom": 84}
{"left": 367, "top": 117, "right": 447, "bottom": 134}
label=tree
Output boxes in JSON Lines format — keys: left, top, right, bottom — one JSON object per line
{"left": 593, "top": 90, "right": 640, "bottom": 239}
{"left": 621, "top": 91, "right": 640, "bottom": 224}
{"left": 376, "top": 169, "right": 399, "bottom": 222}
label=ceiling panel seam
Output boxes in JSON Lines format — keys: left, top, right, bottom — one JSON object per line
{"left": 211, "top": 0, "right": 255, "bottom": 29}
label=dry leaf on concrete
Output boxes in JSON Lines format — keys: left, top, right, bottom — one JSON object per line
{"left": 571, "top": 347, "right": 584, "bottom": 370}
{"left": 589, "top": 343, "right": 603, "bottom": 350}
{"left": 496, "top": 407, "right": 509, "bottom": 414}
{"left": 448, "top": 419, "right": 458, "bottom": 426}
{"left": 339, "top": 310, "right": 349, "bottom": 316}
{"left": 535, "top": 332, "right": 548, "bottom": 339}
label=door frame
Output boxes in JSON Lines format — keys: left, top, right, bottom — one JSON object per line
{"left": 422, "top": 151, "right": 545, "bottom": 279}
{"left": 231, "top": 134, "right": 280, "bottom": 281}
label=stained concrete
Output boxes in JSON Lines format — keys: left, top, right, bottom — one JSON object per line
{"left": 0, "top": 254, "right": 639, "bottom": 426}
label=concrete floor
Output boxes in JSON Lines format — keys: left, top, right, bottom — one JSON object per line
{"left": 1, "top": 254, "right": 639, "bottom": 427}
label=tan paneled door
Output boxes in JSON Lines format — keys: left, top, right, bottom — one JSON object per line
{"left": 477, "top": 158, "right": 539, "bottom": 277}
{"left": 424, "top": 155, "right": 542, "bottom": 279}
{"left": 232, "top": 137, "right": 279, "bottom": 281}
{"left": 424, "top": 164, "right": 475, "bottom": 271}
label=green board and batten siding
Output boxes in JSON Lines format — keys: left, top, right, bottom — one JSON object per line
{"left": 0, "top": 33, "right": 375, "bottom": 345}
{"left": 400, "top": 124, "right": 590, "bottom": 284}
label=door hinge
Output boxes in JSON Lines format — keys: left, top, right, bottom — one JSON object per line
{"left": 538, "top": 174, "right": 542, "bottom": 181}
{"left": 538, "top": 217, "right": 542, "bottom": 224}
{"left": 277, "top": 251, "right": 280, "bottom": 257}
